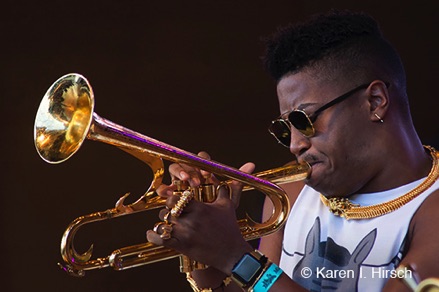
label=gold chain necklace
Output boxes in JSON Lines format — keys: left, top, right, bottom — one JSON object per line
{"left": 320, "top": 145, "right": 439, "bottom": 220}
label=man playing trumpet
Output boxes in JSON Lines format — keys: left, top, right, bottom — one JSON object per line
{"left": 147, "top": 9, "right": 439, "bottom": 292}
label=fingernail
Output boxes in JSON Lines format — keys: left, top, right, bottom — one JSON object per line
{"left": 190, "top": 177, "right": 200, "bottom": 186}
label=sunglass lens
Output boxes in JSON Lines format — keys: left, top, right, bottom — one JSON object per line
{"left": 288, "top": 111, "right": 314, "bottom": 137}
{"left": 269, "top": 120, "right": 291, "bottom": 147}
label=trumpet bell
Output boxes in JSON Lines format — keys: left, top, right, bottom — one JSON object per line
{"left": 34, "top": 73, "right": 94, "bottom": 164}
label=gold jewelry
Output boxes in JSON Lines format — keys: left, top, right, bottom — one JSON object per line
{"left": 171, "top": 190, "right": 194, "bottom": 217}
{"left": 163, "top": 210, "right": 172, "bottom": 223}
{"left": 374, "top": 113, "right": 384, "bottom": 123}
{"left": 185, "top": 272, "right": 231, "bottom": 292}
{"left": 320, "top": 145, "right": 439, "bottom": 220}
{"left": 153, "top": 221, "right": 173, "bottom": 240}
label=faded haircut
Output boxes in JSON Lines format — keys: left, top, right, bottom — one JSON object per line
{"left": 262, "top": 9, "right": 406, "bottom": 93}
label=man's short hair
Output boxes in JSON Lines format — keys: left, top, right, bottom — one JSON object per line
{"left": 262, "top": 9, "right": 406, "bottom": 89}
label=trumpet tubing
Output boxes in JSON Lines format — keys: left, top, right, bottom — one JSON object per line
{"left": 34, "top": 73, "right": 310, "bottom": 276}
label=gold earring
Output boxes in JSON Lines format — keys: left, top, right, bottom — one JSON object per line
{"left": 374, "top": 113, "right": 384, "bottom": 123}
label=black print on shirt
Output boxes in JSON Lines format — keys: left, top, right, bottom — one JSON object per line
{"left": 291, "top": 217, "right": 377, "bottom": 291}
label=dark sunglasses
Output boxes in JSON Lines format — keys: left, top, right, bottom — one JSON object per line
{"left": 268, "top": 82, "right": 373, "bottom": 147}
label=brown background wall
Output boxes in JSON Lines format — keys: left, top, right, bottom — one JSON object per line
{"left": 1, "top": 1, "right": 438, "bottom": 291}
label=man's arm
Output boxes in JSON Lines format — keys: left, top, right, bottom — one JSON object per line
{"left": 384, "top": 190, "right": 439, "bottom": 291}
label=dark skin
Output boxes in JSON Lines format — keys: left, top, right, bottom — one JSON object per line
{"left": 147, "top": 70, "right": 439, "bottom": 291}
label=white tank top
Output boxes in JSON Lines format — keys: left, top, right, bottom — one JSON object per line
{"left": 279, "top": 178, "right": 439, "bottom": 291}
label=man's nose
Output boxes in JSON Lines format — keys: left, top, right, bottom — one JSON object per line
{"left": 289, "top": 126, "right": 311, "bottom": 157}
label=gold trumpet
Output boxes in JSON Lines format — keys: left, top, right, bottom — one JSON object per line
{"left": 34, "top": 73, "right": 310, "bottom": 276}
{"left": 397, "top": 265, "right": 439, "bottom": 292}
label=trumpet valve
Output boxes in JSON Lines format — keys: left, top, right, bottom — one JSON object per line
{"left": 173, "top": 179, "right": 189, "bottom": 192}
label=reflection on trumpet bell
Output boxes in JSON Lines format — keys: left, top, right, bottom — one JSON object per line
{"left": 34, "top": 73, "right": 311, "bottom": 276}
{"left": 34, "top": 74, "right": 94, "bottom": 163}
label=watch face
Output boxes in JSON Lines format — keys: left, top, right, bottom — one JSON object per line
{"left": 232, "top": 254, "right": 262, "bottom": 283}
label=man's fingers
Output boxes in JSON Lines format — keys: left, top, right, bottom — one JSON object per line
{"left": 239, "top": 162, "right": 256, "bottom": 174}
{"left": 215, "top": 162, "right": 256, "bottom": 207}
{"left": 197, "top": 151, "right": 211, "bottom": 160}
{"left": 168, "top": 163, "right": 191, "bottom": 180}
{"left": 169, "top": 163, "right": 201, "bottom": 186}
{"left": 198, "top": 151, "right": 214, "bottom": 179}
{"left": 156, "top": 184, "right": 174, "bottom": 197}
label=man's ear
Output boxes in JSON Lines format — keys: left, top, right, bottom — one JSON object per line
{"left": 367, "top": 80, "right": 390, "bottom": 122}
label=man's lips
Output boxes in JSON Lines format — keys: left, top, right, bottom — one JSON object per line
{"left": 299, "top": 158, "right": 320, "bottom": 167}
{"left": 302, "top": 160, "right": 322, "bottom": 179}
{"left": 309, "top": 161, "right": 322, "bottom": 167}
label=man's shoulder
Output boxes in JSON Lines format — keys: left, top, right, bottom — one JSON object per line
{"left": 411, "top": 188, "right": 439, "bottom": 226}
{"left": 398, "top": 189, "right": 439, "bottom": 282}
